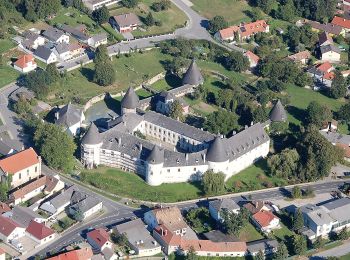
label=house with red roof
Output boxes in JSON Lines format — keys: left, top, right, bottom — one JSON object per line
{"left": 47, "top": 247, "right": 93, "bottom": 260}
{"left": 13, "top": 54, "right": 37, "bottom": 73}
{"left": 287, "top": 50, "right": 311, "bottom": 65}
{"left": 214, "top": 26, "right": 239, "bottom": 42}
{"left": 244, "top": 51, "right": 260, "bottom": 69}
{"left": 307, "top": 62, "right": 335, "bottom": 89}
{"left": 0, "top": 215, "right": 25, "bottom": 242}
{"left": 252, "top": 211, "right": 280, "bottom": 233}
{"left": 332, "top": 16, "right": 350, "bottom": 32}
{"left": 0, "top": 148, "right": 41, "bottom": 189}
{"left": 0, "top": 247, "right": 5, "bottom": 260}
{"left": 86, "top": 228, "right": 112, "bottom": 251}
{"left": 25, "top": 220, "right": 56, "bottom": 245}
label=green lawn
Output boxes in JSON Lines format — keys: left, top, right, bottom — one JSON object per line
{"left": 151, "top": 74, "right": 182, "bottom": 92}
{"left": 238, "top": 223, "right": 264, "bottom": 242}
{"left": 80, "top": 167, "right": 203, "bottom": 202}
{"left": 271, "top": 223, "right": 294, "bottom": 242}
{"left": 191, "top": 0, "right": 252, "bottom": 25}
{"left": 340, "top": 252, "right": 350, "bottom": 259}
{"left": 136, "top": 88, "right": 152, "bottom": 99}
{"left": 0, "top": 66, "right": 20, "bottom": 89}
{"left": 0, "top": 39, "right": 15, "bottom": 54}
{"left": 110, "top": 0, "right": 187, "bottom": 37}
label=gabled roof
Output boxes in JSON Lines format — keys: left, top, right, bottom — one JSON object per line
{"left": 182, "top": 59, "right": 204, "bottom": 86}
{"left": 47, "top": 247, "right": 93, "bottom": 260}
{"left": 308, "top": 21, "right": 343, "bottom": 35}
{"left": 42, "top": 26, "right": 65, "bottom": 42}
{"left": 5, "top": 206, "right": 43, "bottom": 228}
{"left": 14, "top": 54, "right": 36, "bottom": 69}
{"left": 152, "top": 207, "right": 188, "bottom": 233}
{"left": 244, "top": 51, "right": 260, "bottom": 64}
{"left": 26, "top": 220, "right": 55, "bottom": 240}
{"left": 0, "top": 215, "right": 22, "bottom": 236}
{"left": 332, "top": 16, "right": 350, "bottom": 30}
{"left": 206, "top": 136, "right": 228, "bottom": 162}
{"left": 34, "top": 46, "right": 55, "bottom": 60}
{"left": 147, "top": 145, "right": 164, "bottom": 164}
{"left": 287, "top": 50, "right": 311, "bottom": 62}
{"left": 87, "top": 228, "right": 110, "bottom": 248}
{"left": 269, "top": 100, "right": 287, "bottom": 122}
{"left": 240, "top": 20, "right": 269, "bottom": 38}
{"left": 121, "top": 87, "right": 139, "bottom": 109}
{"left": 209, "top": 198, "right": 240, "bottom": 212}
{"left": 319, "top": 32, "right": 333, "bottom": 46}
{"left": 112, "top": 13, "right": 142, "bottom": 27}
{"left": 317, "top": 62, "right": 334, "bottom": 73}
{"left": 90, "top": 33, "right": 107, "bottom": 43}
{"left": 320, "top": 44, "right": 341, "bottom": 54}
{"left": 55, "top": 43, "right": 70, "bottom": 54}
{"left": 217, "top": 26, "right": 239, "bottom": 40}
{"left": 0, "top": 148, "right": 40, "bottom": 174}
{"left": 55, "top": 103, "right": 83, "bottom": 128}
{"left": 82, "top": 123, "right": 102, "bottom": 145}
{"left": 252, "top": 211, "right": 278, "bottom": 228}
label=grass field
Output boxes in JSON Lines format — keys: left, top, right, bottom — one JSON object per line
{"left": 135, "top": 88, "right": 152, "bottom": 99}
{"left": 0, "top": 39, "right": 16, "bottom": 54}
{"left": 0, "top": 66, "right": 20, "bottom": 89}
{"left": 238, "top": 223, "right": 264, "bottom": 242}
{"left": 80, "top": 167, "right": 203, "bottom": 202}
{"left": 110, "top": 0, "right": 187, "bottom": 36}
{"left": 191, "top": 0, "right": 252, "bottom": 25}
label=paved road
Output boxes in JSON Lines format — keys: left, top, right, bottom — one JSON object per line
{"left": 311, "top": 240, "right": 350, "bottom": 259}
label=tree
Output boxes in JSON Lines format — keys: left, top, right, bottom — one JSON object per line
{"left": 202, "top": 170, "right": 225, "bottom": 195}
{"left": 273, "top": 242, "right": 288, "bottom": 260}
{"left": 330, "top": 70, "right": 347, "bottom": 99}
{"left": 216, "top": 89, "right": 234, "bottom": 110}
{"left": 185, "top": 207, "right": 210, "bottom": 232}
{"left": 111, "top": 232, "right": 129, "bottom": 246}
{"left": 169, "top": 100, "right": 184, "bottom": 121}
{"left": 92, "top": 5, "right": 110, "bottom": 24}
{"left": 221, "top": 207, "right": 250, "bottom": 235}
{"left": 13, "top": 97, "right": 32, "bottom": 115}
{"left": 164, "top": 57, "right": 186, "bottom": 76}
{"left": 144, "top": 12, "right": 155, "bottom": 26}
{"left": 292, "top": 186, "right": 302, "bottom": 199}
{"left": 34, "top": 123, "right": 77, "bottom": 172}
{"left": 186, "top": 246, "right": 198, "bottom": 260}
{"left": 337, "top": 103, "right": 350, "bottom": 123}
{"left": 121, "top": 0, "right": 139, "bottom": 8}
{"left": 0, "top": 181, "right": 10, "bottom": 202}
{"left": 291, "top": 234, "right": 307, "bottom": 255}
{"left": 151, "top": 0, "right": 171, "bottom": 11}
{"left": 24, "top": 70, "right": 50, "bottom": 99}
{"left": 252, "top": 106, "right": 268, "bottom": 123}
{"left": 277, "top": 0, "right": 296, "bottom": 22}
{"left": 305, "top": 101, "right": 332, "bottom": 128}
{"left": 224, "top": 51, "right": 250, "bottom": 72}
{"left": 208, "top": 16, "right": 228, "bottom": 33}
{"left": 268, "top": 149, "right": 300, "bottom": 180}
{"left": 94, "top": 45, "right": 110, "bottom": 64}
{"left": 46, "top": 63, "right": 60, "bottom": 84}
{"left": 337, "top": 227, "right": 349, "bottom": 240}
{"left": 71, "top": 209, "right": 84, "bottom": 221}
{"left": 292, "top": 208, "right": 304, "bottom": 232}
{"left": 93, "top": 45, "right": 116, "bottom": 86}
{"left": 313, "top": 236, "right": 326, "bottom": 249}
{"left": 204, "top": 109, "right": 239, "bottom": 135}
{"left": 255, "top": 0, "right": 276, "bottom": 14}
{"left": 255, "top": 250, "right": 265, "bottom": 260}
{"left": 249, "top": 7, "right": 264, "bottom": 21}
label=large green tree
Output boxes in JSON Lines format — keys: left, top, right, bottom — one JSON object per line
{"left": 204, "top": 109, "right": 239, "bottom": 135}
{"left": 208, "top": 15, "right": 228, "bottom": 33}
{"left": 169, "top": 100, "right": 184, "bottom": 121}
{"left": 221, "top": 207, "right": 250, "bottom": 236}
{"left": 92, "top": 5, "right": 110, "bottom": 24}
{"left": 273, "top": 242, "right": 288, "bottom": 260}
{"left": 330, "top": 70, "right": 347, "bottom": 99}
{"left": 292, "top": 208, "right": 304, "bottom": 232}
{"left": 291, "top": 234, "right": 307, "bottom": 255}
{"left": 93, "top": 45, "right": 116, "bottom": 86}
{"left": 34, "top": 123, "right": 76, "bottom": 172}
{"left": 277, "top": 0, "right": 296, "bottom": 22}
{"left": 305, "top": 101, "right": 332, "bottom": 128}
{"left": 224, "top": 51, "right": 250, "bottom": 72}
{"left": 267, "top": 149, "right": 300, "bottom": 180}
{"left": 202, "top": 170, "right": 225, "bottom": 195}
{"left": 121, "top": 0, "right": 139, "bottom": 8}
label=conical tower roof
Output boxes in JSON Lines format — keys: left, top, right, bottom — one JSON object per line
{"left": 147, "top": 146, "right": 164, "bottom": 164}
{"left": 182, "top": 59, "right": 204, "bottom": 86}
{"left": 121, "top": 87, "right": 139, "bottom": 109}
{"left": 206, "top": 136, "right": 228, "bottom": 163}
{"left": 82, "top": 123, "right": 102, "bottom": 145}
{"left": 270, "top": 100, "right": 287, "bottom": 122}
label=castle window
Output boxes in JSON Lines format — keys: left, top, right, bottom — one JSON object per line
{"left": 178, "top": 168, "right": 181, "bottom": 172}
{"left": 167, "top": 169, "right": 170, "bottom": 173}
{"left": 194, "top": 167, "right": 196, "bottom": 171}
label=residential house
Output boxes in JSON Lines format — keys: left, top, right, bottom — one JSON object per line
{"left": 0, "top": 248, "right": 5, "bottom": 260}
{"left": 247, "top": 239, "right": 279, "bottom": 256}
{"left": 0, "top": 202, "right": 11, "bottom": 215}
{"left": 68, "top": 195, "right": 103, "bottom": 220}
{"left": 13, "top": 54, "right": 37, "bottom": 73}
{"left": 0, "top": 137, "right": 22, "bottom": 158}
{"left": 320, "top": 131, "right": 350, "bottom": 160}
{"left": 42, "top": 27, "right": 69, "bottom": 44}
{"left": 214, "top": 26, "right": 239, "bottom": 42}
{"left": 244, "top": 51, "right": 260, "bottom": 69}
{"left": 251, "top": 211, "right": 280, "bottom": 233}
{"left": 323, "top": 198, "right": 350, "bottom": 232}
{"left": 47, "top": 247, "right": 93, "bottom": 260}
{"left": 308, "top": 21, "right": 344, "bottom": 36}
{"left": 61, "top": 24, "right": 89, "bottom": 42}
{"left": 9, "top": 175, "right": 64, "bottom": 205}
{"left": 82, "top": 0, "right": 120, "bottom": 11}
{"left": 114, "top": 219, "right": 162, "bottom": 257}
{"left": 0, "top": 215, "right": 25, "bottom": 243}
{"left": 87, "top": 228, "right": 112, "bottom": 252}
{"left": 0, "top": 148, "right": 41, "bottom": 189}
{"left": 25, "top": 220, "right": 56, "bottom": 245}
{"left": 144, "top": 207, "right": 188, "bottom": 236}
{"left": 21, "top": 30, "right": 45, "bottom": 50}
{"left": 88, "top": 33, "right": 108, "bottom": 48}
{"left": 110, "top": 13, "right": 142, "bottom": 33}
{"left": 34, "top": 46, "right": 58, "bottom": 64}
{"left": 69, "top": 43, "right": 85, "bottom": 57}
{"left": 243, "top": 201, "right": 271, "bottom": 214}
{"left": 3, "top": 206, "right": 45, "bottom": 228}
{"left": 209, "top": 198, "right": 240, "bottom": 222}
{"left": 307, "top": 62, "right": 335, "bottom": 89}
{"left": 54, "top": 43, "right": 72, "bottom": 61}
{"left": 320, "top": 44, "right": 341, "bottom": 63}
{"left": 319, "top": 32, "right": 333, "bottom": 47}
{"left": 54, "top": 103, "right": 85, "bottom": 136}
{"left": 332, "top": 16, "right": 350, "bottom": 32}
{"left": 287, "top": 50, "right": 311, "bottom": 65}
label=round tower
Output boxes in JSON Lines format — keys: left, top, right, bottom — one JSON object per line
{"left": 182, "top": 59, "right": 204, "bottom": 86}
{"left": 121, "top": 87, "right": 139, "bottom": 115}
{"left": 269, "top": 100, "right": 287, "bottom": 122}
{"left": 146, "top": 146, "right": 164, "bottom": 186}
{"left": 81, "top": 123, "right": 103, "bottom": 168}
{"left": 206, "top": 136, "right": 229, "bottom": 174}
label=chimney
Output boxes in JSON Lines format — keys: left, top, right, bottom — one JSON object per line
{"left": 185, "top": 153, "right": 188, "bottom": 161}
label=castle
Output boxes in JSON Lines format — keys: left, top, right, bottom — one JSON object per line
{"left": 80, "top": 61, "right": 282, "bottom": 186}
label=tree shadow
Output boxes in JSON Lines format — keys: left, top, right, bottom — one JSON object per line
{"left": 164, "top": 74, "right": 182, "bottom": 88}
{"left": 212, "top": 80, "right": 227, "bottom": 90}
{"left": 80, "top": 67, "right": 94, "bottom": 82}
{"left": 105, "top": 95, "right": 121, "bottom": 115}
{"left": 286, "top": 105, "right": 306, "bottom": 123}
{"left": 185, "top": 114, "right": 205, "bottom": 128}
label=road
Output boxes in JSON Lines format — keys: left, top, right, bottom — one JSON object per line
{"left": 311, "top": 240, "right": 350, "bottom": 259}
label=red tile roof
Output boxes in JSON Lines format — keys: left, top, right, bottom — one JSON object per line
{"left": 26, "top": 220, "right": 55, "bottom": 240}
{"left": 323, "top": 71, "right": 335, "bottom": 80}
{"left": 0, "top": 148, "right": 40, "bottom": 174}
{"left": 0, "top": 215, "right": 21, "bottom": 236}
{"left": 87, "top": 228, "right": 110, "bottom": 248}
{"left": 240, "top": 20, "right": 269, "bottom": 38}
{"left": 317, "top": 62, "right": 333, "bottom": 73}
{"left": 218, "top": 26, "right": 239, "bottom": 40}
{"left": 332, "top": 16, "right": 350, "bottom": 30}
{"left": 0, "top": 202, "right": 11, "bottom": 214}
{"left": 245, "top": 51, "right": 260, "bottom": 64}
{"left": 252, "top": 211, "right": 278, "bottom": 228}
{"left": 14, "top": 54, "right": 35, "bottom": 69}
{"left": 47, "top": 248, "right": 93, "bottom": 260}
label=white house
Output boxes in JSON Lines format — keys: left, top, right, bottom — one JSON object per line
{"left": 55, "top": 103, "right": 85, "bottom": 136}
{"left": 54, "top": 43, "right": 72, "bottom": 61}
{"left": 87, "top": 228, "right": 113, "bottom": 252}
{"left": 42, "top": 27, "right": 69, "bottom": 44}
{"left": 110, "top": 13, "right": 142, "bottom": 33}
{"left": 25, "top": 220, "right": 56, "bottom": 245}
{"left": 13, "top": 54, "right": 37, "bottom": 73}
{"left": 21, "top": 31, "right": 46, "bottom": 50}
{"left": 68, "top": 196, "right": 102, "bottom": 220}
{"left": 88, "top": 33, "right": 108, "bottom": 48}
{"left": 82, "top": 0, "right": 120, "bottom": 11}
{"left": 34, "top": 46, "right": 58, "bottom": 64}
{"left": 0, "top": 216, "right": 25, "bottom": 243}
{"left": 251, "top": 211, "right": 280, "bottom": 233}
{"left": 320, "top": 44, "right": 341, "bottom": 63}
{"left": 209, "top": 198, "right": 240, "bottom": 222}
